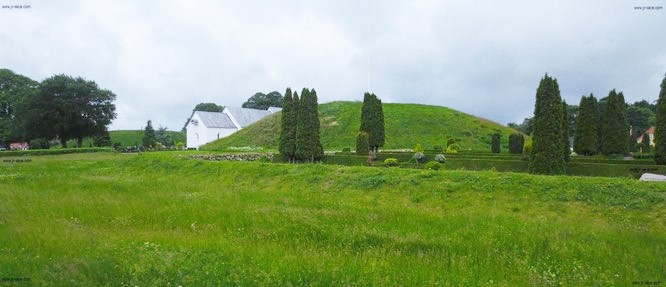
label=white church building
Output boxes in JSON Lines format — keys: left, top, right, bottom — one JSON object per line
{"left": 185, "top": 106, "right": 281, "bottom": 149}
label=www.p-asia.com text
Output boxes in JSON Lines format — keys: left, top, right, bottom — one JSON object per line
{"left": 633, "top": 6, "right": 663, "bottom": 10}
{"left": 2, "top": 5, "right": 31, "bottom": 9}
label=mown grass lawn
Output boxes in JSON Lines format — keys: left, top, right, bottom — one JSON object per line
{"left": 0, "top": 152, "right": 664, "bottom": 286}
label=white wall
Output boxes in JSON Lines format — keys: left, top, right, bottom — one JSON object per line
{"left": 186, "top": 113, "right": 237, "bottom": 149}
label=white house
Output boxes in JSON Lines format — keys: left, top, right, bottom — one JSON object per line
{"left": 185, "top": 106, "right": 282, "bottom": 149}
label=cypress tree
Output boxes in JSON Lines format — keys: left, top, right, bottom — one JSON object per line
{"left": 295, "top": 89, "right": 308, "bottom": 161}
{"left": 309, "top": 89, "right": 323, "bottom": 161}
{"left": 491, "top": 132, "right": 501, "bottom": 153}
{"left": 655, "top": 76, "right": 666, "bottom": 164}
{"left": 508, "top": 133, "right": 524, "bottom": 154}
{"left": 279, "top": 88, "right": 296, "bottom": 162}
{"left": 528, "top": 74, "right": 566, "bottom": 174}
{"left": 601, "top": 90, "right": 629, "bottom": 155}
{"left": 142, "top": 120, "right": 156, "bottom": 148}
{"left": 360, "top": 92, "right": 385, "bottom": 153}
{"left": 573, "top": 94, "right": 599, "bottom": 156}
{"left": 562, "top": 100, "right": 571, "bottom": 162}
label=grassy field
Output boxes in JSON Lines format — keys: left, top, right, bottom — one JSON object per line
{"left": 1, "top": 152, "right": 665, "bottom": 286}
{"left": 202, "top": 101, "right": 521, "bottom": 151}
{"left": 109, "top": 130, "right": 185, "bottom": 147}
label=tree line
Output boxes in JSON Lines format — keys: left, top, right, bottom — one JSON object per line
{"left": 279, "top": 87, "right": 323, "bottom": 162}
{"left": 529, "top": 74, "right": 666, "bottom": 174}
{"left": 0, "top": 69, "right": 116, "bottom": 148}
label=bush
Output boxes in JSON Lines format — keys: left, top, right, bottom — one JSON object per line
{"left": 435, "top": 154, "right": 446, "bottom": 163}
{"left": 384, "top": 158, "right": 399, "bottom": 167}
{"left": 411, "top": 152, "right": 426, "bottom": 163}
{"left": 29, "top": 138, "right": 49, "bottom": 149}
{"left": 176, "top": 142, "right": 185, "bottom": 150}
{"left": 424, "top": 161, "right": 443, "bottom": 170}
{"left": 508, "top": 133, "right": 525, "bottom": 154}
{"left": 524, "top": 139, "right": 533, "bottom": 154}
{"left": 446, "top": 144, "right": 460, "bottom": 154}
{"left": 413, "top": 143, "right": 424, "bottom": 153}
{"left": 356, "top": 132, "right": 369, "bottom": 155}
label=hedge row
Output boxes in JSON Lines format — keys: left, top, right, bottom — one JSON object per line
{"left": 0, "top": 147, "right": 114, "bottom": 157}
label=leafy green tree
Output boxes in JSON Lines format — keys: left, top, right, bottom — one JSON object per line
{"left": 0, "top": 69, "right": 38, "bottom": 145}
{"left": 279, "top": 88, "right": 297, "bottom": 162}
{"left": 528, "top": 74, "right": 566, "bottom": 174}
{"left": 562, "top": 101, "right": 571, "bottom": 162}
{"left": 508, "top": 133, "right": 524, "bottom": 154}
{"left": 655, "top": 76, "right": 666, "bottom": 164}
{"left": 491, "top": 132, "right": 501, "bottom": 153}
{"left": 360, "top": 93, "right": 385, "bottom": 152}
{"left": 155, "top": 126, "right": 174, "bottom": 148}
{"left": 22, "top": 74, "right": 116, "bottom": 147}
{"left": 601, "top": 90, "right": 629, "bottom": 155}
{"left": 242, "top": 91, "right": 283, "bottom": 110}
{"left": 93, "top": 128, "right": 111, "bottom": 147}
{"left": 574, "top": 94, "right": 599, "bottom": 156}
{"left": 355, "top": 131, "right": 369, "bottom": 155}
{"left": 143, "top": 120, "right": 156, "bottom": 148}
{"left": 508, "top": 117, "right": 534, "bottom": 135}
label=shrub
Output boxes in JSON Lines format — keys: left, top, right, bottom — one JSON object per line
{"left": 435, "top": 154, "right": 446, "bottom": 163}
{"left": 412, "top": 152, "right": 426, "bottom": 163}
{"left": 384, "top": 158, "right": 399, "bottom": 167}
{"left": 446, "top": 143, "right": 460, "bottom": 154}
{"left": 176, "top": 142, "right": 185, "bottom": 150}
{"left": 29, "top": 138, "right": 49, "bottom": 149}
{"left": 524, "top": 139, "right": 533, "bottom": 154}
{"left": 508, "top": 133, "right": 525, "bottom": 154}
{"left": 424, "top": 161, "right": 443, "bottom": 170}
{"left": 356, "top": 132, "right": 369, "bottom": 155}
{"left": 413, "top": 143, "right": 424, "bottom": 153}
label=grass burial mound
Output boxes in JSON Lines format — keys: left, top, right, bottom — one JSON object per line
{"left": 201, "top": 101, "right": 520, "bottom": 151}
{"left": 1, "top": 152, "right": 664, "bottom": 285}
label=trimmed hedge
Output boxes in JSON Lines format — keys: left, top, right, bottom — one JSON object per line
{"left": 0, "top": 148, "right": 113, "bottom": 157}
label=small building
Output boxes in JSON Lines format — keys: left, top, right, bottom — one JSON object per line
{"left": 185, "top": 106, "right": 281, "bottom": 149}
{"left": 9, "top": 142, "right": 29, "bottom": 150}
{"left": 636, "top": 127, "right": 655, "bottom": 146}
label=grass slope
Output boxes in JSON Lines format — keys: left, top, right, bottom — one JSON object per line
{"left": 1, "top": 152, "right": 664, "bottom": 285}
{"left": 201, "top": 101, "right": 520, "bottom": 151}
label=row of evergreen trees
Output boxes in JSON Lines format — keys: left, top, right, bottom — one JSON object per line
{"left": 573, "top": 90, "right": 630, "bottom": 156}
{"left": 530, "top": 74, "right": 666, "bottom": 174}
{"left": 357, "top": 93, "right": 385, "bottom": 154}
{"left": 279, "top": 88, "right": 323, "bottom": 162}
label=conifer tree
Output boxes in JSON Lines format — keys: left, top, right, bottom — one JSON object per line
{"left": 142, "top": 120, "right": 156, "bottom": 148}
{"left": 562, "top": 100, "right": 571, "bottom": 162}
{"left": 528, "top": 74, "right": 566, "bottom": 174}
{"left": 294, "top": 90, "right": 307, "bottom": 161}
{"left": 601, "top": 90, "right": 629, "bottom": 155}
{"left": 655, "top": 75, "right": 666, "bottom": 164}
{"left": 279, "top": 88, "right": 296, "bottom": 162}
{"left": 574, "top": 94, "right": 599, "bottom": 155}
{"left": 309, "top": 89, "right": 324, "bottom": 161}
{"left": 508, "top": 133, "right": 524, "bottom": 154}
{"left": 360, "top": 92, "right": 385, "bottom": 153}
{"left": 491, "top": 133, "right": 501, "bottom": 153}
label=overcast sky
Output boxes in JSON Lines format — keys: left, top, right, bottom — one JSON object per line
{"left": 1, "top": 0, "right": 665, "bottom": 130}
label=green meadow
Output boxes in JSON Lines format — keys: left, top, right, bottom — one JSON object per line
{"left": 1, "top": 152, "right": 665, "bottom": 286}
